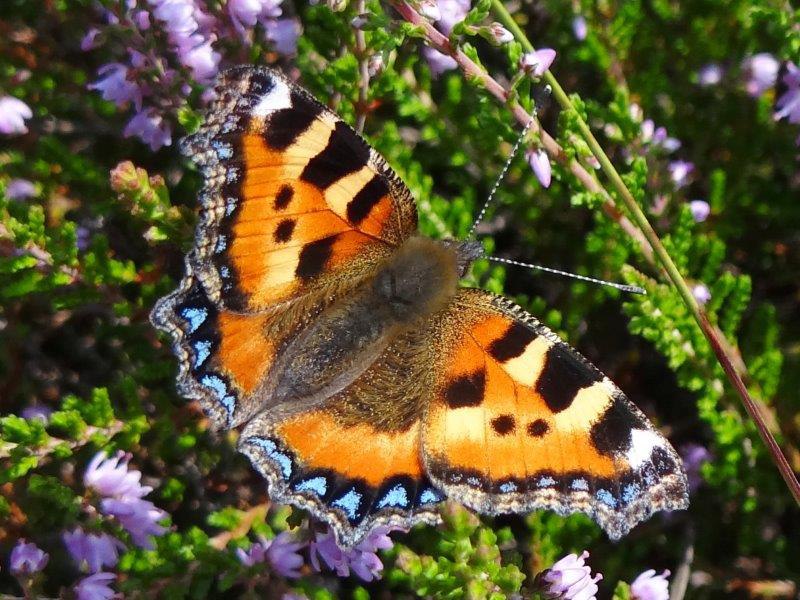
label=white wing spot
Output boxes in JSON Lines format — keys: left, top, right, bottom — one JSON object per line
{"left": 252, "top": 78, "right": 292, "bottom": 117}
{"left": 626, "top": 429, "right": 665, "bottom": 468}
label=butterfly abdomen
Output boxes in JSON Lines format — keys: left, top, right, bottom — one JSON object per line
{"left": 267, "top": 236, "right": 463, "bottom": 407}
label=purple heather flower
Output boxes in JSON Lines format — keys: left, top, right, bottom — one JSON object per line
{"left": 742, "top": 53, "right": 779, "bottom": 97}
{"left": 100, "top": 497, "right": 167, "bottom": 549}
{"left": 81, "top": 27, "right": 102, "bottom": 51}
{"left": 423, "top": 46, "right": 457, "bottom": 76}
{"left": 76, "top": 225, "right": 92, "bottom": 251}
{"left": 689, "top": 199, "right": 710, "bottom": 222}
{"left": 6, "top": 178, "right": 36, "bottom": 200}
{"left": 309, "top": 526, "right": 399, "bottom": 582}
{"left": 88, "top": 63, "right": 143, "bottom": 110}
{"left": 348, "top": 526, "right": 397, "bottom": 581}
{"left": 680, "top": 443, "right": 712, "bottom": 492}
{"left": 640, "top": 120, "right": 680, "bottom": 152}
{"left": 435, "top": 0, "right": 470, "bottom": 35}
{"left": 631, "top": 569, "right": 671, "bottom": 600}
{"left": 488, "top": 22, "right": 513, "bottom": 45}
{"left": 175, "top": 34, "right": 220, "bottom": 83}
{"left": 668, "top": 160, "right": 694, "bottom": 188}
{"left": 150, "top": 0, "right": 198, "bottom": 38}
{"left": 265, "top": 19, "right": 300, "bottom": 55}
{"left": 84, "top": 451, "right": 151, "bottom": 499}
{"left": 265, "top": 532, "right": 305, "bottom": 578}
{"left": 84, "top": 451, "right": 168, "bottom": 549}
{"left": 692, "top": 283, "right": 711, "bottom": 306}
{"left": 21, "top": 404, "right": 52, "bottom": 421}
{"left": 521, "top": 48, "right": 556, "bottom": 77}
{"left": 74, "top": 572, "right": 116, "bottom": 600}
{"left": 421, "top": 0, "right": 469, "bottom": 75}
{"left": 123, "top": 108, "right": 172, "bottom": 151}
{"left": 526, "top": 148, "right": 552, "bottom": 188}
{"left": 697, "top": 63, "right": 723, "bottom": 87}
{"left": 538, "top": 551, "right": 602, "bottom": 600}
{"left": 572, "top": 15, "right": 587, "bottom": 41}
{"left": 309, "top": 528, "right": 349, "bottom": 577}
{"left": 237, "top": 531, "right": 305, "bottom": 579}
{"left": 0, "top": 96, "right": 33, "bottom": 135}
{"left": 9, "top": 541, "right": 49, "bottom": 575}
{"left": 134, "top": 9, "right": 151, "bottom": 30}
{"left": 63, "top": 528, "right": 125, "bottom": 573}
{"left": 775, "top": 62, "right": 800, "bottom": 125}
{"left": 229, "top": 0, "right": 276, "bottom": 33}
{"left": 236, "top": 542, "right": 267, "bottom": 567}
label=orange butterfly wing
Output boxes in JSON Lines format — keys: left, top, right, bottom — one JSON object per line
{"left": 238, "top": 326, "right": 446, "bottom": 546}
{"left": 422, "top": 289, "right": 689, "bottom": 539}
{"left": 181, "top": 66, "right": 417, "bottom": 313}
{"left": 152, "top": 67, "right": 418, "bottom": 427}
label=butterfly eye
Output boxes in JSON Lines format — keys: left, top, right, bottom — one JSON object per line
{"left": 389, "top": 274, "right": 414, "bottom": 307}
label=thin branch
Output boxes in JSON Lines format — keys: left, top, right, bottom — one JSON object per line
{"left": 209, "top": 503, "right": 270, "bottom": 550}
{"left": 0, "top": 421, "right": 125, "bottom": 460}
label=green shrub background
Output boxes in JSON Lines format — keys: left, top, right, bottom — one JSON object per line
{"left": 1, "top": 0, "right": 798, "bottom": 597}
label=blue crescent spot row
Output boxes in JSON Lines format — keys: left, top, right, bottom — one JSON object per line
{"left": 174, "top": 287, "right": 239, "bottom": 423}
{"left": 432, "top": 443, "right": 679, "bottom": 513}
{"left": 243, "top": 436, "right": 445, "bottom": 524}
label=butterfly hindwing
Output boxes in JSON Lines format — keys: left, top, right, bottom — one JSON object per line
{"left": 151, "top": 262, "right": 288, "bottom": 428}
{"left": 180, "top": 66, "right": 418, "bottom": 313}
{"left": 238, "top": 326, "right": 448, "bottom": 545}
{"left": 421, "top": 289, "right": 689, "bottom": 539}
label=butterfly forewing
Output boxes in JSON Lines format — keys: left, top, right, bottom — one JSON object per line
{"left": 180, "top": 66, "right": 417, "bottom": 313}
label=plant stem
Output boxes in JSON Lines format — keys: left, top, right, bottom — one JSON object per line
{"left": 490, "top": 0, "right": 800, "bottom": 504}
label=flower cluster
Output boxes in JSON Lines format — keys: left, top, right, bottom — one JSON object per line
{"left": 83, "top": 0, "right": 300, "bottom": 150}
{"left": 742, "top": 53, "right": 779, "bottom": 97}
{"left": 4, "top": 452, "right": 167, "bottom": 599}
{"left": 9, "top": 541, "right": 49, "bottom": 576}
{"left": 421, "top": 0, "right": 470, "bottom": 76}
{"left": 535, "top": 550, "right": 602, "bottom": 600}
{"left": 84, "top": 451, "right": 168, "bottom": 549}
{"left": 534, "top": 551, "right": 671, "bottom": 600}
{"left": 630, "top": 569, "right": 671, "bottom": 600}
{"left": 309, "top": 525, "right": 398, "bottom": 582}
{"left": 681, "top": 442, "right": 713, "bottom": 490}
{"left": 63, "top": 529, "right": 125, "bottom": 574}
{"left": 236, "top": 531, "right": 306, "bottom": 578}
{"left": 739, "top": 53, "right": 799, "bottom": 144}
{"left": 774, "top": 62, "right": 800, "bottom": 131}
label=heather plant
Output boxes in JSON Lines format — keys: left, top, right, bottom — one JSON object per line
{"left": 1, "top": 0, "right": 799, "bottom": 598}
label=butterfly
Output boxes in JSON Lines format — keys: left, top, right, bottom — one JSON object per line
{"left": 151, "top": 66, "right": 689, "bottom": 546}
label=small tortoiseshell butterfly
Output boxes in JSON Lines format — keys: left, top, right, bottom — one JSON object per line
{"left": 151, "top": 66, "right": 689, "bottom": 546}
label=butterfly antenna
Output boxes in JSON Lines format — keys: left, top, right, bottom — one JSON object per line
{"left": 487, "top": 256, "right": 647, "bottom": 295}
{"left": 467, "top": 115, "right": 537, "bottom": 238}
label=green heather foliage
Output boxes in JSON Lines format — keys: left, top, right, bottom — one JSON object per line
{"left": 1, "top": 0, "right": 798, "bottom": 598}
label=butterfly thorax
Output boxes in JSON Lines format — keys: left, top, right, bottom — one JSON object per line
{"left": 265, "top": 236, "right": 480, "bottom": 412}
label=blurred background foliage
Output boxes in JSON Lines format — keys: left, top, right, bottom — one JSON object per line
{"left": 0, "top": 0, "right": 798, "bottom": 597}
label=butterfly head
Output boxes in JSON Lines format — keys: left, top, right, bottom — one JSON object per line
{"left": 372, "top": 237, "right": 483, "bottom": 322}
{"left": 450, "top": 239, "right": 485, "bottom": 277}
